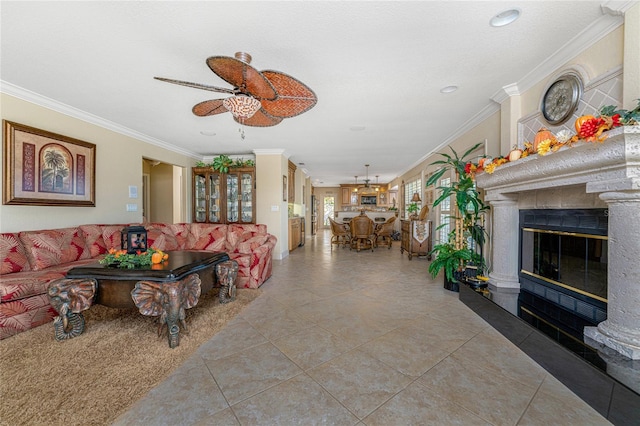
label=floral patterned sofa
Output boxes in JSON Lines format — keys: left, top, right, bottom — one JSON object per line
{"left": 0, "top": 222, "right": 276, "bottom": 340}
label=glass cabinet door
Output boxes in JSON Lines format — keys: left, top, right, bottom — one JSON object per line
{"left": 240, "top": 172, "right": 253, "bottom": 223}
{"left": 226, "top": 174, "right": 239, "bottom": 223}
{"left": 194, "top": 173, "right": 207, "bottom": 223}
{"left": 209, "top": 173, "right": 221, "bottom": 223}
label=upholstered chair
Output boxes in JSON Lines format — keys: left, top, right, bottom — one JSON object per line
{"left": 374, "top": 216, "right": 396, "bottom": 249}
{"left": 329, "top": 218, "right": 351, "bottom": 249}
{"left": 350, "top": 215, "right": 375, "bottom": 252}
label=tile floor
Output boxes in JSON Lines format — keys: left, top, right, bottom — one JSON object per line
{"left": 114, "top": 230, "right": 611, "bottom": 425}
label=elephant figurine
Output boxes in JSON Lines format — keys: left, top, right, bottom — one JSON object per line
{"left": 47, "top": 278, "right": 97, "bottom": 341}
{"left": 216, "top": 260, "right": 239, "bottom": 304}
{"left": 130, "top": 274, "right": 201, "bottom": 348}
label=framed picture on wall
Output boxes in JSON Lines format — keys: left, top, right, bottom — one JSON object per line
{"left": 283, "top": 175, "right": 287, "bottom": 202}
{"left": 3, "top": 120, "right": 96, "bottom": 206}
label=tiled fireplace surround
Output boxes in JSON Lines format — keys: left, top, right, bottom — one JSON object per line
{"left": 476, "top": 126, "right": 640, "bottom": 360}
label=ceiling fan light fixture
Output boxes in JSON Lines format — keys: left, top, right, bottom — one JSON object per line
{"left": 223, "top": 95, "right": 262, "bottom": 120}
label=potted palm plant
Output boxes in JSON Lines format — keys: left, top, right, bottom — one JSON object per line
{"left": 426, "top": 142, "right": 489, "bottom": 291}
{"left": 407, "top": 202, "right": 419, "bottom": 218}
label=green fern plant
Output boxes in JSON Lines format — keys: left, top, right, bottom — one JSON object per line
{"left": 212, "top": 155, "right": 233, "bottom": 173}
{"left": 426, "top": 142, "right": 490, "bottom": 283}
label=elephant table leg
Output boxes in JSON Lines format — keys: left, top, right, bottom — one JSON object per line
{"left": 131, "top": 273, "right": 202, "bottom": 348}
{"left": 47, "top": 278, "right": 97, "bottom": 341}
{"left": 216, "top": 260, "right": 239, "bottom": 304}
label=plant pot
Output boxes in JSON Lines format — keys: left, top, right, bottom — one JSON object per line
{"left": 444, "top": 276, "right": 459, "bottom": 292}
{"left": 444, "top": 270, "right": 464, "bottom": 292}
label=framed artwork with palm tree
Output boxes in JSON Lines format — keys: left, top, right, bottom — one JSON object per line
{"left": 3, "top": 120, "right": 96, "bottom": 206}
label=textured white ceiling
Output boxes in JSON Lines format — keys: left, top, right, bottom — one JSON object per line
{"left": 0, "top": 1, "right": 622, "bottom": 186}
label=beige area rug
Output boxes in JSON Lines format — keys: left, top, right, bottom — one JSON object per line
{"left": 0, "top": 288, "right": 260, "bottom": 426}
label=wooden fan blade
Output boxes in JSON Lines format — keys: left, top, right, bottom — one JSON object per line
{"left": 154, "top": 77, "right": 235, "bottom": 95}
{"left": 260, "top": 70, "right": 317, "bottom": 118}
{"left": 192, "top": 99, "right": 227, "bottom": 116}
{"left": 235, "top": 109, "right": 283, "bottom": 127}
{"left": 207, "top": 56, "right": 277, "bottom": 101}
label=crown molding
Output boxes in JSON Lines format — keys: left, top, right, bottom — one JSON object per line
{"left": 516, "top": 13, "right": 623, "bottom": 94}
{"left": 253, "top": 149, "right": 286, "bottom": 156}
{"left": 0, "top": 80, "right": 201, "bottom": 159}
{"left": 396, "top": 102, "right": 501, "bottom": 179}
{"left": 601, "top": 1, "right": 639, "bottom": 16}
{"left": 491, "top": 83, "right": 521, "bottom": 104}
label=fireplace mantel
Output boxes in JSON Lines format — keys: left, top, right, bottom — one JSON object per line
{"left": 476, "top": 126, "right": 640, "bottom": 199}
{"left": 475, "top": 126, "right": 640, "bottom": 359}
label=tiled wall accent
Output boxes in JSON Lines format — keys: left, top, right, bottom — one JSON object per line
{"left": 518, "top": 67, "right": 623, "bottom": 146}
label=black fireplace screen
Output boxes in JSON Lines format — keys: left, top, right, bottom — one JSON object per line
{"left": 521, "top": 228, "right": 608, "bottom": 302}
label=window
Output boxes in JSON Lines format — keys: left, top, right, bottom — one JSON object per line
{"left": 438, "top": 177, "right": 451, "bottom": 242}
{"left": 403, "top": 179, "right": 421, "bottom": 218}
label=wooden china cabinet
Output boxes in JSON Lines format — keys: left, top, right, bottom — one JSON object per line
{"left": 192, "top": 167, "right": 256, "bottom": 224}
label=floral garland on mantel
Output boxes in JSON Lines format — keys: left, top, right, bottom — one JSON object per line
{"left": 465, "top": 100, "right": 640, "bottom": 178}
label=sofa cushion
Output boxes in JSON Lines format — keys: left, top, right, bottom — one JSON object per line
{"left": 226, "top": 224, "right": 267, "bottom": 252}
{"left": 144, "top": 223, "right": 180, "bottom": 251}
{"left": 228, "top": 253, "right": 251, "bottom": 289}
{"left": 236, "top": 234, "right": 269, "bottom": 254}
{"left": 101, "top": 225, "right": 127, "bottom": 251}
{"left": 0, "top": 269, "right": 67, "bottom": 302}
{"left": 0, "top": 294, "right": 57, "bottom": 340}
{"left": 187, "top": 224, "right": 228, "bottom": 251}
{"left": 166, "top": 223, "right": 191, "bottom": 249}
{"left": 1, "top": 233, "right": 31, "bottom": 274}
{"left": 0, "top": 258, "right": 97, "bottom": 303}
{"left": 19, "top": 227, "right": 90, "bottom": 271}
{"left": 79, "top": 224, "right": 109, "bottom": 257}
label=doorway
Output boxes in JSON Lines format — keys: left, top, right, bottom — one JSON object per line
{"left": 142, "top": 173, "right": 150, "bottom": 223}
{"left": 142, "top": 158, "right": 185, "bottom": 223}
{"left": 323, "top": 196, "right": 335, "bottom": 228}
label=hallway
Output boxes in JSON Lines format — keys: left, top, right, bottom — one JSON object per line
{"left": 115, "top": 230, "right": 609, "bottom": 425}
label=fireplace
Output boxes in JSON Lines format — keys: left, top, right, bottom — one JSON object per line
{"left": 475, "top": 126, "right": 640, "bottom": 360}
{"left": 518, "top": 208, "right": 608, "bottom": 339}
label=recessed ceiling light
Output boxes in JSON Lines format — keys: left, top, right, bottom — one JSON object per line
{"left": 440, "top": 85, "right": 458, "bottom": 93}
{"left": 199, "top": 130, "right": 216, "bottom": 136}
{"left": 350, "top": 126, "right": 366, "bottom": 131}
{"left": 490, "top": 9, "right": 520, "bottom": 27}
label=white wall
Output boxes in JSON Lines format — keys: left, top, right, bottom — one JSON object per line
{"left": 0, "top": 93, "right": 195, "bottom": 232}
{"left": 255, "top": 151, "right": 288, "bottom": 259}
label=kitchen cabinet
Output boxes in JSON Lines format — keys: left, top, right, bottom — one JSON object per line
{"left": 289, "top": 217, "right": 302, "bottom": 251}
{"left": 192, "top": 167, "right": 255, "bottom": 224}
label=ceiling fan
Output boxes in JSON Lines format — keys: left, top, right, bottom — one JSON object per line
{"left": 154, "top": 52, "right": 317, "bottom": 127}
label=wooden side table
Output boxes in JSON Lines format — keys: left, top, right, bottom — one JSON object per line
{"left": 400, "top": 219, "right": 432, "bottom": 260}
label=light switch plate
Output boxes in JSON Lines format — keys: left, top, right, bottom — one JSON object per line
{"left": 126, "top": 203, "right": 138, "bottom": 212}
{"left": 128, "top": 185, "right": 138, "bottom": 198}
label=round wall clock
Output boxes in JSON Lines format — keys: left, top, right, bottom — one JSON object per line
{"left": 541, "top": 73, "right": 583, "bottom": 125}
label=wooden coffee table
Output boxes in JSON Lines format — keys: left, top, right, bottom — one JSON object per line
{"left": 47, "top": 251, "right": 233, "bottom": 348}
